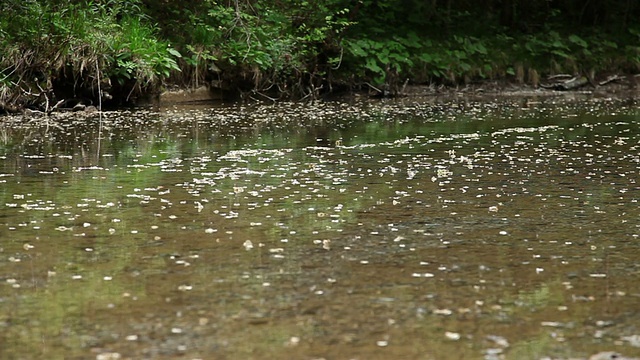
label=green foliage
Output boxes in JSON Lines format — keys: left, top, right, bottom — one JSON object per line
{"left": 344, "top": 36, "right": 416, "bottom": 83}
{"left": 167, "top": 0, "right": 352, "bottom": 94}
{"left": 1, "top": 0, "right": 640, "bottom": 108}
{"left": 625, "top": 27, "right": 640, "bottom": 68}
{"left": 106, "top": 16, "right": 181, "bottom": 86}
{"left": 0, "top": 0, "right": 181, "bottom": 106}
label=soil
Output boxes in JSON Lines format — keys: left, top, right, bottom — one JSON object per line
{"left": 2, "top": 76, "right": 639, "bottom": 115}
{"left": 155, "top": 77, "right": 640, "bottom": 106}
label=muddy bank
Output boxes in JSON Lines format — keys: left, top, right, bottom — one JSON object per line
{"left": 152, "top": 75, "right": 640, "bottom": 107}
{"left": 2, "top": 75, "right": 639, "bottom": 116}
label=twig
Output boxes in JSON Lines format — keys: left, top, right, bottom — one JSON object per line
{"left": 300, "top": 84, "right": 324, "bottom": 101}
{"left": 50, "top": 99, "right": 65, "bottom": 112}
{"left": 401, "top": 78, "right": 409, "bottom": 94}
{"left": 364, "top": 82, "right": 382, "bottom": 93}
{"left": 0, "top": 66, "right": 18, "bottom": 82}
{"left": 547, "top": 74, "right": 573, "bottom": 80}
{"left": 598, "top": 74, "right": 624, "bottom": 86}
{"left": 331, "top": 47, "right": 344, "bottom": 70}
{"left": 252, "top": 89, "right": 278, "bottom": 102}
{"left": 126, "top": 83, "right": 137, "bottom": 102}
{"left": 35, "top": 82, "right": 50, "bottom": 114}
{"left": 96, "top": 60, "right": 103, "bottom": 160}
{"left": 300, "top": 88, "right": 313, "bottom": 101}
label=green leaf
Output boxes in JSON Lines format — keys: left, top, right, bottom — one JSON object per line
{"left": 376, "top": 48, "right": 390, "bottom": 65}
{"left": 551, "top": 49, "right": 571, "bottom": 59}
{"left": 568, "top": 35, "right": 587, "bottom": 48}
{"left": 453, "top": 50, "right": 467, "bottom": 60}
{"left": 474, "top": 42, "right": 487, "bottom": 55}
{"left": 373, "top": 74, "right": 385, "bottom": 84}
{"left": 419, "top": 53, "right": 432, "bottom": 62}
{"left": 348, "top": 42, "right": 367, "bottom": 57}
{"left": 365, "top": 58, "right": 384, "bottom": 74}
{"left": 167, "top": 48, "right": 182, "bottom": 57}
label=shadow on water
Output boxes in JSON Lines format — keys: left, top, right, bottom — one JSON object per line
{"left": 1, "top": 96, "right": 640, "bottom": 359}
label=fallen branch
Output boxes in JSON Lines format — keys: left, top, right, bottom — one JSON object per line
{"left": 364, "top": 82, "right": 382, "bottom": 94}
{"left": 547, "top": 74, "right": 573, "bottom": 80}
{"left": 540, "top": 76, "right": 589, "bottom": 91}
{"left": 250, "top": 89, "right": 278, "bottom": 102}
{"left": 49, "top": 99, "right": 65, "bottom": 114}
{"left": 35, "top": 82, "right": 50, "bottom": 113}
{"left": 598, "top": 74, "right": 625, "bottom": 86}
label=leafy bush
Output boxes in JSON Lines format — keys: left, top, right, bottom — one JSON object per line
{"left": 0, "top": 0, "right": 181, "bottom": 107}
{"left": 168, "top": 0, "right": 351, "bottom": 96}
{"left": 2, "top": 0, "right": 640, "bottom": 109}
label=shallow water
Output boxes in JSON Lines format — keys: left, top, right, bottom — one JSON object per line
{"left": 1, "top": 96, "right": 640, "bottom": 359}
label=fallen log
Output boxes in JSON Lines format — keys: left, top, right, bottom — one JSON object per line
{"left": 540, "top": 76, "right": 589, "bottom": 91}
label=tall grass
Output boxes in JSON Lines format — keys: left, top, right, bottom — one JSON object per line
{"left": 0, "top": 0, "right": 180, "bottom": 111}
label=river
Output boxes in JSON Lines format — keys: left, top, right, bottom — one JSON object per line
{"left": 1, "top": 95, "right": 639, "bottom": 359}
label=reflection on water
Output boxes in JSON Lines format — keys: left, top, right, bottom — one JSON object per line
{"left": 1, "top": 97, "right": 640, "bottom": 359}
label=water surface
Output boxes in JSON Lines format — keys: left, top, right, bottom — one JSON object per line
{"left": 1, "top": 96, "right": 640, "bottom": 359}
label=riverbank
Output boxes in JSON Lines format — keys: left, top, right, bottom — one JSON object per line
{"left": 1, "top": 1, "right": 639, "bottom": 114}
{"left": 154, "top": 77, "right": 639, "bottom": 108}
{"left": 2, "top": 77, "right": 638, "bottom": 117}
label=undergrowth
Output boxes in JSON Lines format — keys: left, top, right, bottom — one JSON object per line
{"left": 1, "top": 0, "right": 639, "bottom": 111}
{"left": 0, "top": 0, "right": 180, "bottom": 111}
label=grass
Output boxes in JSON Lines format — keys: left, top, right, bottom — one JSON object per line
{"left": 0, "top": 0, "right": 180, "bottom": 111}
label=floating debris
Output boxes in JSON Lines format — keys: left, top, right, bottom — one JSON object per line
{"left": 96, "top": 353, "right": 121, "bottom": 360}
{"left": 445, "top": 332, "right": 461, "bottom": 340}
{"left": 622, "top": 334, "right": 640, "bottom": 347}
{"left": 411, "top": 273, "right": 435, "bottom": 278}
{"left": 376, "top": 340, "right": 389, "bottom": 347}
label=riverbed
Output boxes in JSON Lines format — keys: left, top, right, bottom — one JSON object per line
{"left": 1, "top": 95, "right": 640, "bottom": 359}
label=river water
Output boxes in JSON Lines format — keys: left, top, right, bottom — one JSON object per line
{"left": 1, "top": 96, "right": 639, "bottom": 359}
